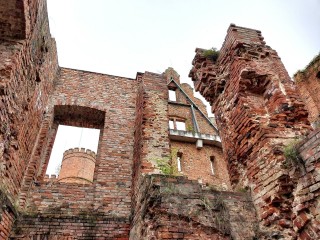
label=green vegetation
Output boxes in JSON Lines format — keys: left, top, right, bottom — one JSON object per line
{"left": 283, "top": 139, "right": 305, "bottom": 172}
{"left": 203, "top": 47, "right": 220, "bottom": 62}
{"left": 156, "top": 148, "right": 180, "bottom": 176}
{"left": 294, "top": 52, "right": 320, "bottom": 77}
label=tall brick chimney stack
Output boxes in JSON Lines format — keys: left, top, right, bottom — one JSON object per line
{"left": 58, "top": 148, "right": 96, "bottom": 184}
{"left": 190, "top": 24, "right": 311, "bottom": 238}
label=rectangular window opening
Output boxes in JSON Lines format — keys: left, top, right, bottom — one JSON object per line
{"left": 46, "top": 125, "right": 100, "bottom": 178}
{"left": 169, "top": 120, "right": 174, "bottom": 130}
{"left": 210, "top": 156, "right": 215, "bottom": 175}
{"left": 169, "top": 90, "right": 177, "bottom": 101}
{"left": 176, "top": 121, "right": 186, "bottom": 131}
{"left": 177, "top": 152, "right": 183, "bottom": 172}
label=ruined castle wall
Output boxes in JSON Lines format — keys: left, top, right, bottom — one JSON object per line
{"left": 168, "top": 104, "right": 193, "bottom": 129}
{"left": 130, "top": 175, "right": 258, "bottom": 240}
{"left": 9, "top": 68, "right": 137, "bottom": 239}
{"left": 294, "top": 54, "right": 320, "bottom": 125}
{"left": 39, "top": 68, "right": 135, "bottom": 210}
{"left": 0, "top": 0, "right": 26, "bottom": 39}
{"left": 290, "top": 128, "right": 320, "bottom": 239}
{"left": 190, "top": 24, "right": 311, "bottom": 238}
{"left": 0, "top": 1, "right": 59, "bottom": 237}
{"left": 170, "top": 141, "right": 230, "bottom": 189}
{"left": 140, "top": 72, "right": 171, "bottom": 168}
{"left": 131, "top": 72, "right": 171, "bottom": 214}
{"left": 0, "top": 0, "right": 58, "bottom": 199}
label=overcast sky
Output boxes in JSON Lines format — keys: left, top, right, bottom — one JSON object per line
{"left": 45, "top": 0, "right": 320, "bottom": 175}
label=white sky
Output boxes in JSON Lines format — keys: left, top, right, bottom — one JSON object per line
{"left": 45, "top": 0, "right": 320, "bottom": 175}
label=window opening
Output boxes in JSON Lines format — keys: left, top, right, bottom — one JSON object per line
{"left": 177, "top": 152, "right": 183, "bottom": 172}
{"left": 169, "top": 90, "right": 177, "bottom": 101}
{"left": 176, "top": 121, "right": 186, "bottom": 131}
{"left": 169, "top": 117, "right": 186, "bottom": 131}
{"left": 169, "top": 120, "right": 174, "bottom": 130}
{"left": 46, "top": 125, "right": 100, "bottom": 176}
{"left": 210, "top": 156, "right": 215, "bottom": 175}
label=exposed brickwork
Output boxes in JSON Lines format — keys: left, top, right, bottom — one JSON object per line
{"left": 164, "top": 68, "right": 230, "bottom": 189}
{"left": 0, "top": 0, "right": 25, "bottom": 39}
{"left": 171, "top": 142, "right": 230, "bottom": 189}
{"left": 0, "top": 189, "right": 17, "bottom": 239}
{"left": 289, "top": 128, "right": 320, "bottom": 239}
{"left": 190, "top": 24, "right": 312, "bottom": 238}
{"left": 294, "top": 54, "right": 320, "bottom": 126}
{"left": 10, "top": 68, "right": 138, "bottom": 239}
{"left": 130, "top": 175, "right": 259, "bottom": 240}
{"left": 1, "top": 1, "right": 320, "bottom": 239}
{"left": 58, "top": 148, "right": 96, "bottom": 184}
{"left": 0, "top": 0, "right": 58, "bottom": 236}
{"left": 11, "top": 214, "right": 130, "bottom": 239}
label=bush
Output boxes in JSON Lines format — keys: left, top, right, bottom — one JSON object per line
{"left": 203, "top": 47, "right": 220, "bottom": 62}
{"left": 283, "top": 139, "right": 305, "bottom": 173}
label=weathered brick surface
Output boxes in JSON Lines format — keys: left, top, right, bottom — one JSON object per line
{"left": 0, "top": 0, "right": 58, "bottom": 200}
{"left": 0, "top": 209, "right": 15, "bottom": 239}
{"left": 0, "top": 189, "right": 17, "bottom": 239}
{"left": 0, "top": 0, "right": 58, "bottom": 236}
{"left": 0, "top": 0, "right": 25, "bottom": 39}
{"left": 58, "top": 148, "right": 96, "bottom": 184}
{"left": 16, "top": 67, "right": 137, "bottom": 226}
{"left": 190, "top": 24, "right": 312, "bottom": 238}
{"left": 130, "top": 175, "right": 259, "bottom": 240}
{"left": 11, "top": 214, "right": 130, "bottom": 240}
{"left": 288, "top": 128, "right": 320, "bottom": 239}
{"left": 131, "top": 71, "right": 172, "bottom": 219}
{"left": 294, "top": 54, "right": 320, "bottom": 126}
{"left": 164, "top": 67, "right": 230, "bottom": 188}
{"left": 1, "top": 1, "right": 320, "bottom": 239}
{"left": 171, "top": 142, "right": 230, "bottom": 189}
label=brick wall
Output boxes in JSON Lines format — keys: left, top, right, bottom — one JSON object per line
{"left": 0, "top": 0, "right": 25, "bottom": 39}
{"left": 165, "top": 68, "right": 228, "bottom": 189}
{"left": 0, "top": 189, "right": 17, "bottom": 239}
{"left": 0, "top": 0, "right": 59, "bottom": 236}
{"left": 130, "top": 175, "right": 260, "bottom": 240}
{"left": 190, "top": 24, "right": 311, "bottom": 238}
{"left": 11, "top": 214, "right": 130, "bottom": 239}
{"left": 131, "top": 71, "right": 171, "bottom": 215}
{"left": 170, "top": 142, "right": 231, "bottom": 189}
{"left": 294, "top": 54, "right": 320, "bottom": 125}
{"left": 289, "top": 128, "right": 320, "bottom": 239}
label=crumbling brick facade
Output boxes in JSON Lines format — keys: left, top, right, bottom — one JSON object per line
{"left": 165, "top": 67, "right": 231, "bottom": 189}
{"left": 1, "top": 1, "right": 320, "bottom": 239}
{"left": 190, "top": 24, "right": 318, "bottom": 238}
{"left": 294, "top": 54, "right": 320, "bottom": 126}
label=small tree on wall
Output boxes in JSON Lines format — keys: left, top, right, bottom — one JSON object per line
{"left": 203, "top": 47, "right": 220, "bottom": 62}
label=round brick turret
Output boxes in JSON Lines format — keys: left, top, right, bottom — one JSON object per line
{"left": 58, "top": 147, "right": 96, "bottom": 184}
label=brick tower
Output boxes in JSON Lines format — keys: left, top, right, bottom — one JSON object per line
{"left": 190, "top": 24, "right": 311, "bottom": 238}
{"left": 58, "top": 148, "right": 96, "bottom": 184}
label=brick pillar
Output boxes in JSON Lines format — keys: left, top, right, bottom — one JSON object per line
{"left": 190, "top": 24, "right": 311, "bottom": 237}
